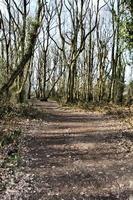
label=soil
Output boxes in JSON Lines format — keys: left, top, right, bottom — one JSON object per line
{"left": 0, "top": 100, "right": 133, "bottom": 200}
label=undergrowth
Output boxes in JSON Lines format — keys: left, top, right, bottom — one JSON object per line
{"left": 0, "top": 129, "right": 21, "bottom": 192}
{"left": 61, "top": 101, "right": 133, "bottom": 128}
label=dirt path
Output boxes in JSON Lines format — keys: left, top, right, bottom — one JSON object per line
{"left": 2, "top": 100, "right": 133, "bottom": 199}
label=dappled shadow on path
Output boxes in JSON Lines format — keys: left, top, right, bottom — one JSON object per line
{"left": 22, "top": 100, "right": 133, "bottom": 200}
{"left": 30, "top": 190, "right": 133, "bottom": 200}
{"left": 22, "top": 106, "right": 111, "bottom": 122}
{"left": 24, "top": 100, "right": 113, "bottom": 123}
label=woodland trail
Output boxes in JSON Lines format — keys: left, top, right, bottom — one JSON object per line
{"left": 1, "top": 100, "right": 133, "bottom": 199}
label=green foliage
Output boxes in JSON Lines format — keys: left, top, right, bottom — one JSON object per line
{"left": 0, "top": 129, "right": 21, "bottom": 147}
{"left": 0, "top": 105, "right": 17, "bottom": 119}
{"left": 128, "top": 80, "right": 133, "bottom": 96}
{"left": 124, "top": 0, "right": 133, "bottom": 15}
{"left": 0, "top": 58, "right": 6, "bottom": 86}
{"left": 122, "top": 0, "right": 133, "bottom": 49}
{"left": 26, "top": 17, "right": 40, "bottom": 46}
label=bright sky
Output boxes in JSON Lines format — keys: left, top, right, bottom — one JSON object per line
{"left": 0, "top": 0, "right": 105, "bottom": 14}
{"left": 0, "top": 0, "right": 132, "bottom": 83}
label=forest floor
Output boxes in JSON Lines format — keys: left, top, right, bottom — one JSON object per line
{"left": 0, "top": 100, "right": 133, "bottom": 200}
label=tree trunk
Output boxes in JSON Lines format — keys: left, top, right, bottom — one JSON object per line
{"left": 0, "top": 0, "right": 43, "bottom": 99}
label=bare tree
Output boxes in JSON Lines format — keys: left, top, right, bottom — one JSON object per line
{"left": 0, "top": 0, "right": 44, "bottom": 99}
{"left": 50, "top": 0, "right": 100, "bottom": 102}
